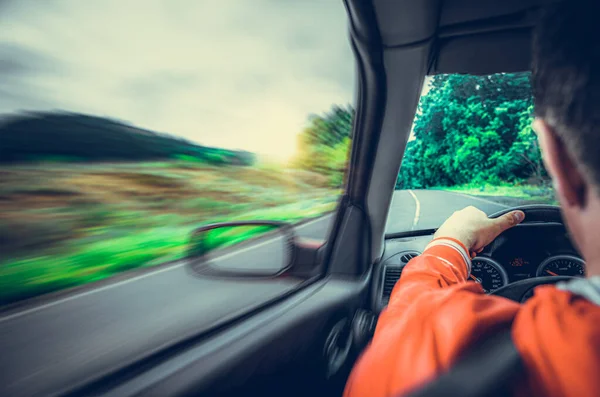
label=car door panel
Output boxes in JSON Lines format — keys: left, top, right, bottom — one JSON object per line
{"left": 63, "top": 277, "right": 369, "bottom": 397}
{"left": 0, "top": 270, "right": 305, "bottom": 397}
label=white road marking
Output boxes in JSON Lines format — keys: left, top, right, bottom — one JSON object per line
{"left": 0, "top": 214, "right": 334, "bottom": 322}
{"left": 447, "top": 191, "right": 510, "bottom": 209}
{"left": 408, "top": 190, "right": 421, "bottom": 229}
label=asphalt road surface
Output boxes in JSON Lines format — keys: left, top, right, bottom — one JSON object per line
{"left": 297, "top": 189, "right": 512, "bottom": 240}
{"left": 385, "top": 189, "right": 511, "bottom": 232}
{"left": 0, "top": 189, "right": 517, "bottom": 397}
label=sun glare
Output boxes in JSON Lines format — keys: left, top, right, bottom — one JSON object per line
{"left": 256, "top": 137, "right": 298, "bottom": 163}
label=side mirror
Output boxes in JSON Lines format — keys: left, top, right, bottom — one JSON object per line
{"left": 187, "top": 221, "right": 295, "bottom": 277}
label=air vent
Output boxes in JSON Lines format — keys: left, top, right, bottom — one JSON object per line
{"left": 399, "top": 251, "right": 420, "bottom": 263}
{"left": 381, "top": 251, "right": 420, "bottom": 306}
{"left": 382, "top": 266, "right": 403, "bottom": 305}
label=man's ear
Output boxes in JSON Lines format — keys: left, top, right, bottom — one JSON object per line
{"left": 533, "top": 118, "right": 587, "bottom": 208}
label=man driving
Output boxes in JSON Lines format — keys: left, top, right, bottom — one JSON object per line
{"left": 344, "top": 2, "right": 600, "bottom": 396}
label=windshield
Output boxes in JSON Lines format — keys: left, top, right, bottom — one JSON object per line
{"left": 386, "top": 72, "right": 552, "bottom": 233}
{"left": 0, "top": 1, "right": 353, "bottom": 305}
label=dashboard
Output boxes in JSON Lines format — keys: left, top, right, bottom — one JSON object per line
{"left": 374, "top": 222, "right": 585, "bottom": 311}
{"left": 470, "top": 224, "right": 584, "bottom": 292}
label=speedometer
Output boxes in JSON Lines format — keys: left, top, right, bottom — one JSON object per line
{"left": 470, "top": 257, "right": 509, "bottom": 293}
{"left": 536, "top": 255, "right": 586, "bottom": 277}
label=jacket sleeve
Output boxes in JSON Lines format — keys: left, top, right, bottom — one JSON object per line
{"left": 383, "top": 237, "right": 475, "bottom": 319}
{"left": 344, "top": 238, "right": 521, "bottom": 397}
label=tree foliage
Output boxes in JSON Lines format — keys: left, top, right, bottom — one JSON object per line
{"left": 397, "top": 72, "right": 545, "bottom": 188}
{"left": 0, "top": 112, "right": 255, "bottom": 166}
{"left": 294, "top": 105, "right": 354, "bottom": 187}
{"left": 295, "top": 72, "right": 547, "bottom": 190}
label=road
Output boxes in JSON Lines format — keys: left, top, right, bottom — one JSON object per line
{"left": 385, "top": 189, "right": 511, "bottom": 232}
{"left": 298, "top": 189, "right": 511, "bottom": 239}
{"left": 0, "top": 190, "right": 514, "bottom": 397}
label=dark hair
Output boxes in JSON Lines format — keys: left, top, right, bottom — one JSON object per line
{"left": 533, "top": 0, "right": 600, "bottom": 185}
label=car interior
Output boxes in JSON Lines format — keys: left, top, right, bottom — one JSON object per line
{"left": 1, "top": 1, "right": 578, "bottom": 396}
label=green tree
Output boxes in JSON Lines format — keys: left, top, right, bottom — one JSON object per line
{"left": 396, "top": 72, "right": 543, "bottom": 189}
{"left": 295, "top": 105, "right": 354, "bottom": 187}
{"left": 297, "top": 73, "right": 544, "bottom": 191}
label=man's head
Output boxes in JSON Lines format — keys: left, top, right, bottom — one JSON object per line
{"left": 532, "top": 0, "right": 600, "bottom": 268}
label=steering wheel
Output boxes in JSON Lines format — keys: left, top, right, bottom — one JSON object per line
{"left": 485, "top": 205, "right": 577, "bottom": 302}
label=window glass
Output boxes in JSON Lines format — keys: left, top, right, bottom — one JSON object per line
{"left": 0, "top": 0, "right": 354, "bottom": 305}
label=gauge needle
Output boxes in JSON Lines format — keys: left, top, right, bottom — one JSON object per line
{"left": 546, "top": 270, "right": 559, "bottom": 276}
{"left": 469, "top": 274, "right": 479, "bottom": 282}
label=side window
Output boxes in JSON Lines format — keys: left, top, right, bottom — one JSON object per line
{"left": 0, "top": 1, "right": 354, "bottom": 305}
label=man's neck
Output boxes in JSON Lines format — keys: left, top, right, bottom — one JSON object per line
{"left": 569, "top": 194, "right": 600, "bottom": 277}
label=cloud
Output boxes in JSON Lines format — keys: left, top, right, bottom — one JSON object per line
{"left": 0, "top": 0, "right": 354, "bottom": 159}
{"left": 0, "top": 43, "right": 64, "bottom": 112}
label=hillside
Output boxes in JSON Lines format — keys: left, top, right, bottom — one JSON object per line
{"left": 0, "top": 112, "right": 255, "bottom": 165}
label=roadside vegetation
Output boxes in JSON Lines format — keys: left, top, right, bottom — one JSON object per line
{"left": 0, "top": 159, "right": 338, "bottom": 304}
{"left": 295, "top": 73, "right": 552, "bottom": 204}
{"left": 438, "top": 184, "right": 557, "bottom": 205}
{"left": 396, "top": 73, "right": 550, "bottom": 190}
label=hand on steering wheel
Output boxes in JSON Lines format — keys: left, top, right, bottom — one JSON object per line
{"left": 434, "top": 206, "right": 525, "bottom": 256}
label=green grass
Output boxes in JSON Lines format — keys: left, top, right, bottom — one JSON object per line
{"left": 437, "top": 183, "right": 558, "bottom": 205}
{"left": 0, "top": 162, "right": 338, "bottom": 305}
{"left": 0, "top": 202, "right": 335, "bottom": 304}
{"left": 191, "top": 225, "right": 279, "bottom": 256}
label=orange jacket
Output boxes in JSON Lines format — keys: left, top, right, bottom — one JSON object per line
{"left": 344, "top": 238, "right": 600, "bottom": 397}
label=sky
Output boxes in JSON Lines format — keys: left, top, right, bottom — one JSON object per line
{"left": 0, "top": 0, "right": 355, "bottom": 160}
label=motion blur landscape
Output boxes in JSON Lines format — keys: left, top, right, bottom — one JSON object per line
{"left": 0, "top": 0, "right": 355, "bottom": 305}
{"left": 0, "top": 111, "right": 346, "bottom": 304}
